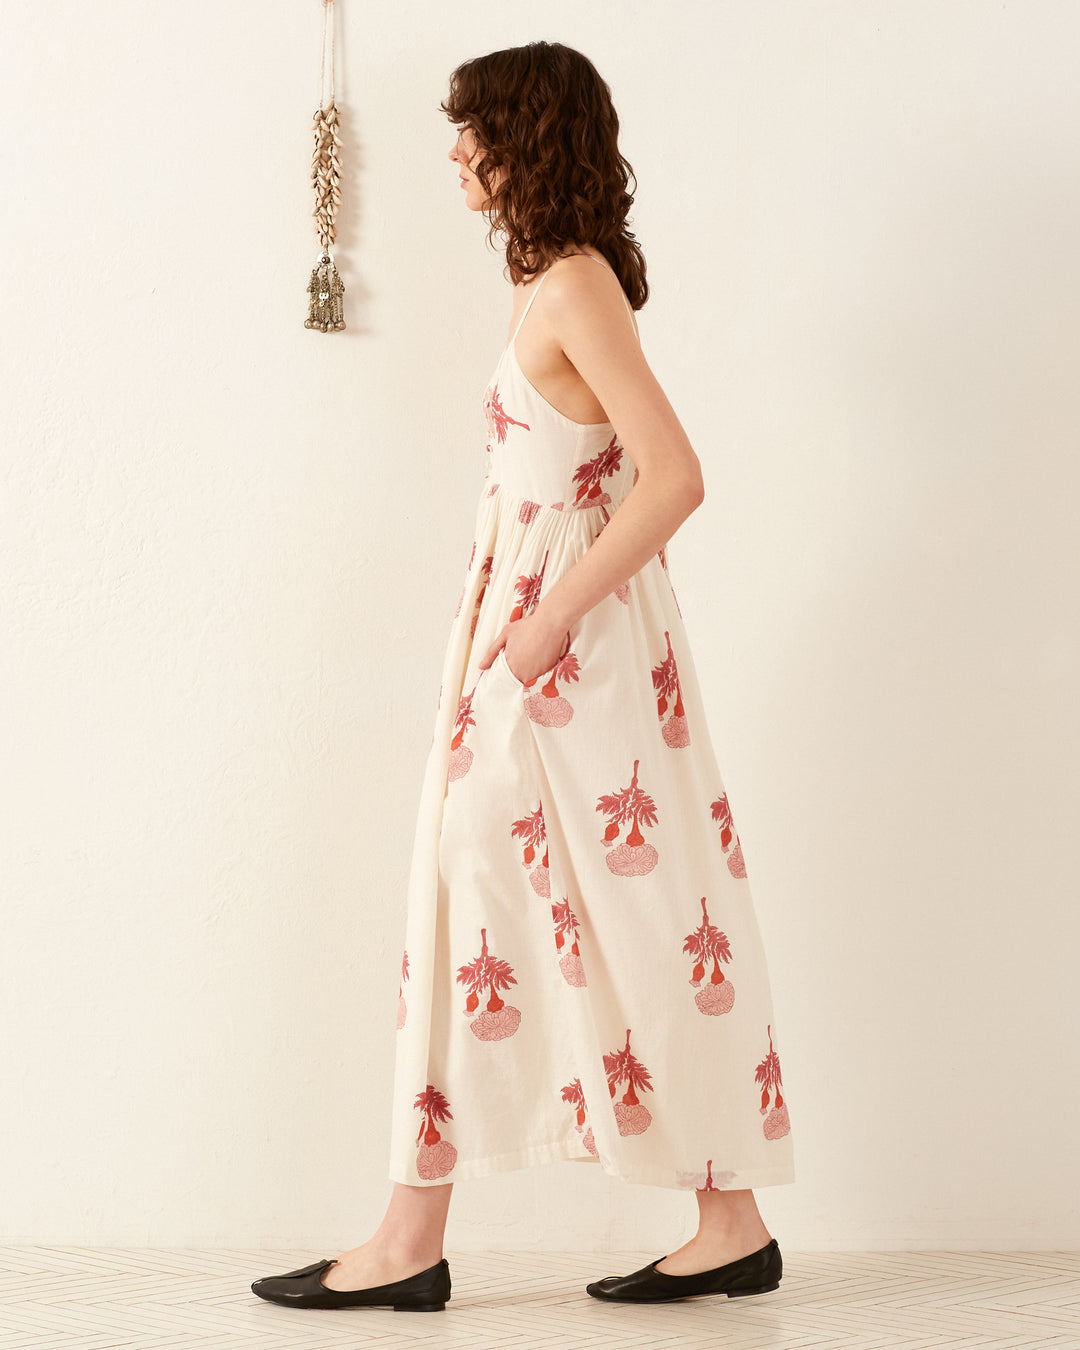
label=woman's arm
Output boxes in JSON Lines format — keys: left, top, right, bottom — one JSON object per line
{"left": 479, "top": 260, "right": 706, "bottom": 683}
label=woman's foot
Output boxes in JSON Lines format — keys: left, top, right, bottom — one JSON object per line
{"left": 654, "top": 1220, "right": 773, "bottom": 1276}
{"left": 319, "top": 1238, "right": 445, "bottom": 1292}
{"left": 319, "top": 1180, "right": 453, "bottom": 1292}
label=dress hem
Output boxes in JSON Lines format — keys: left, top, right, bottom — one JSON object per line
{"left": 388, "top": 1132, "right": 795, "bottom": 1192}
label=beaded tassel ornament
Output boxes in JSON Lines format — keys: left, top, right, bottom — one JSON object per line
{"left": 306, "top": 0, "right": 345, "bottom": 331}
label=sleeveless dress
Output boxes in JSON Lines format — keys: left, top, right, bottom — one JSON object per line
{"left": 388, "top": 255, "right": 795, "bottom": 1192}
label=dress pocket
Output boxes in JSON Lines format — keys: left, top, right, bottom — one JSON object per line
{"left": 496, "top": 645, "right": 528, "bottom": 690}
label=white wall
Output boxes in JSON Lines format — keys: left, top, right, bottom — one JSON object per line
{"left": 3, "top": 0, "right": 1078, "bottom": 1252}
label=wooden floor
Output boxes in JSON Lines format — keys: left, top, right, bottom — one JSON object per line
{"left": 2, "top": 1246, "right": 1078, "bottom": 1347}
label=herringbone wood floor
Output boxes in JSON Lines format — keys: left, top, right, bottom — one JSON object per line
{"left": 1, "top": 1247, "right": 1078, "bottom": 1347}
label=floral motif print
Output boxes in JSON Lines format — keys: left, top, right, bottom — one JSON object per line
{"left": 551, "top": 895, "right": 586, "bottom": 985}
{"left": 756, "top": 1025, "right": 790, "bottom": 1140}
{"left": 572, "top": 438, "right": 623, "bottom": 508}
{"left": 683, "top": 895, "right": 735, "bottom": 1016}
{"left": 561, "top": 1076, "right": 598, "bottom": 1156}
{"left": 484, "top": 384, "right": 530, "bottom": 443}
{"left": 710, "top": 791, "right": 747, "bottom": 878}
{"left": 448, "top": 687, "right": 478, "bottom": 781}
{"left": 457, "top": 927, "right": 521, "bottom": 1040}
{"left": 597, "top": 759, "right": 659, "bottom": 875}
{"left": 604, "top": 1028, "right": 654, "bottom": 1136}
{"left": 396, "top": 948, "right": 409, "bottom": 1029}
{"left": 414, "top": 1084, "right": 457, "bottom": 1179}
{"left": 511, "top": 800, "right": 550, "bottom": 896}
{"left": 455, "top": 540, "right": 495, "bottom": 635}
{"left": 524, "top": 649, "right": 580, "bottom": 726}
{"left": 389, "top": 254, "right": 793, "bottom": 1193}
{"left": 510, "top": 550, "right": 548, "bottom": 621}
{"left": 470, "top": 554, "right": 494, "bottom": 639}
{"left": 652, "top": 629, "right": 690, "bottom": 748}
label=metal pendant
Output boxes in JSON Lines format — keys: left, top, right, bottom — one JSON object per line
{"left": 306, "top": 251, "right": 346, "bottom": 332}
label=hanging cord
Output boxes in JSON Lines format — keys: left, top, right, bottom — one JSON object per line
{"left": 311, "top": 0, "right": 342, "bottom": 253}
{"left": 320, "top": 0, "right": 335, "bottom": 109}
{"left": 306, "top": 0, "right": 346, "bottom": 330}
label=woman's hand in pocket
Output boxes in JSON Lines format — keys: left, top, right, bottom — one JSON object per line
{"left": 478, "top": 613, "right": 569, "bottom": 686}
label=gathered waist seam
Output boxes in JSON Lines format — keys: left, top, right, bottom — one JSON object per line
{"left": 481, "top": 479, "right": 620, "bottom": 521}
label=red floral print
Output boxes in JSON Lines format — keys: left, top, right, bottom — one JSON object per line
{"left": 710, "top": 791, "right": 747, "bottom": 877}
{"left": 551, "top": 895, "right": 586, "bottom": 985}
{"left": 597, "top": 759, "right": 659, "bottom": 875}
{"left": 572, "top": 438, "right": 623, "bottom": 508}
{"left": 470, "top": 554, "right": 494, "bottom": 639}
{"left": 397, "top": 947, "right": 409, "bottom": 1029}
{"left": 652, "top": 629, "right": 690, "bottom": 747}
{"left": 604, "top": 1028, "right": 654, "bottom": 1136}
{"left": 524, "top": 649, "right": 580, "bottom": 727}
{"left": 509, "top": 550, "right": 548, "bottom": 622}
{"left": 561, "top": 1076, "right": 598, "bottom": 1156}
{"left": 448, "top": 687, "right": 478, "bottom": 781}
{"left": 756, "top": 1025, "right": 790, "bottom": 1140}
{"left": 457, "top": 926, "right": 521, "bottom": 1040}
{"left": 485, "top": 384, "right": 530, "bottom": 443}
{"left": 683, "top": 896, "right": 735, "bottom": 1016}
{"left": 413, "top": 1084, "right": 458, "bottom": 1179}
{"left": 388, "top": 305, "right": 795, "bottom": 1191}
{"left": 511, "top": 800, "right": 550, "bottom": 896}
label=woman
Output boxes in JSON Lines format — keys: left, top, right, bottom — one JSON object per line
{"left": 253, "top": 39, "right": 793, "bottom": 1314}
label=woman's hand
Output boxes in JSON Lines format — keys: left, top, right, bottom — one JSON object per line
{"left": 478, "top": 611, "right": 569, "bottom": 686}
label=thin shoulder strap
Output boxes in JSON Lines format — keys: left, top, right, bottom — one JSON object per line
{"left": 510, "top": 253, "right": 638, "bottom": 347}
{"left": 509, "top": 269, "right": 554, "bottom": 346}
{"left": 570, "top": 253, "right": 638, "bottom": 328}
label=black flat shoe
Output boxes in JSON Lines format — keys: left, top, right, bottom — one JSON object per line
{"left": 586, "top": 1237, "right": 782, "bottom": 1303}
{"left": 251, "top": 1256, "right": 451, "bottom": 1311}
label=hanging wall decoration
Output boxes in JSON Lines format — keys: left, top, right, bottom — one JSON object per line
{"left": 306, "top": 0, "right": 346, "bottom": 331}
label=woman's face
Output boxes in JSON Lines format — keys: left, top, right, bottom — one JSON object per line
{"left": 449, "top": 125, "right": 496, "bottom": 211}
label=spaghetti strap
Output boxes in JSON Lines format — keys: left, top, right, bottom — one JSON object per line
{"left": 509, "top": 269, "right": 554, "bottom": 347}
{"left": 567, "top": 252, "right": 638, "bottom": 327}
{"left": 509, "top": 252, "right": 638, "bottom": 351}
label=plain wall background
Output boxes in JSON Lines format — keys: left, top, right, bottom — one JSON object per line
{"left": 3, "top": 0, "right": 1078, "bottom": 1252}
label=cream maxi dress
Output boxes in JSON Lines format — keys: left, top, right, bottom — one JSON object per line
{"left": 388, "top": 255, "right": 795, "bottom": 1192}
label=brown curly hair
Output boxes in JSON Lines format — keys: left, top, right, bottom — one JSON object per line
{"left": 440, "top": 41, "right": 649, "bottom": 308}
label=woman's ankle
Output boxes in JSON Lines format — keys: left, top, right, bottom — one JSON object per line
{"left": 693, "top": 1219, "right": 771, "bottom": 1247}
{"left": 371, "top": 1228, "right": 445, "bottom": 1265}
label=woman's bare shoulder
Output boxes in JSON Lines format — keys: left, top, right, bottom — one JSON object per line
{"left": 545, "top": 251, "right": 641, "bottom": 342}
